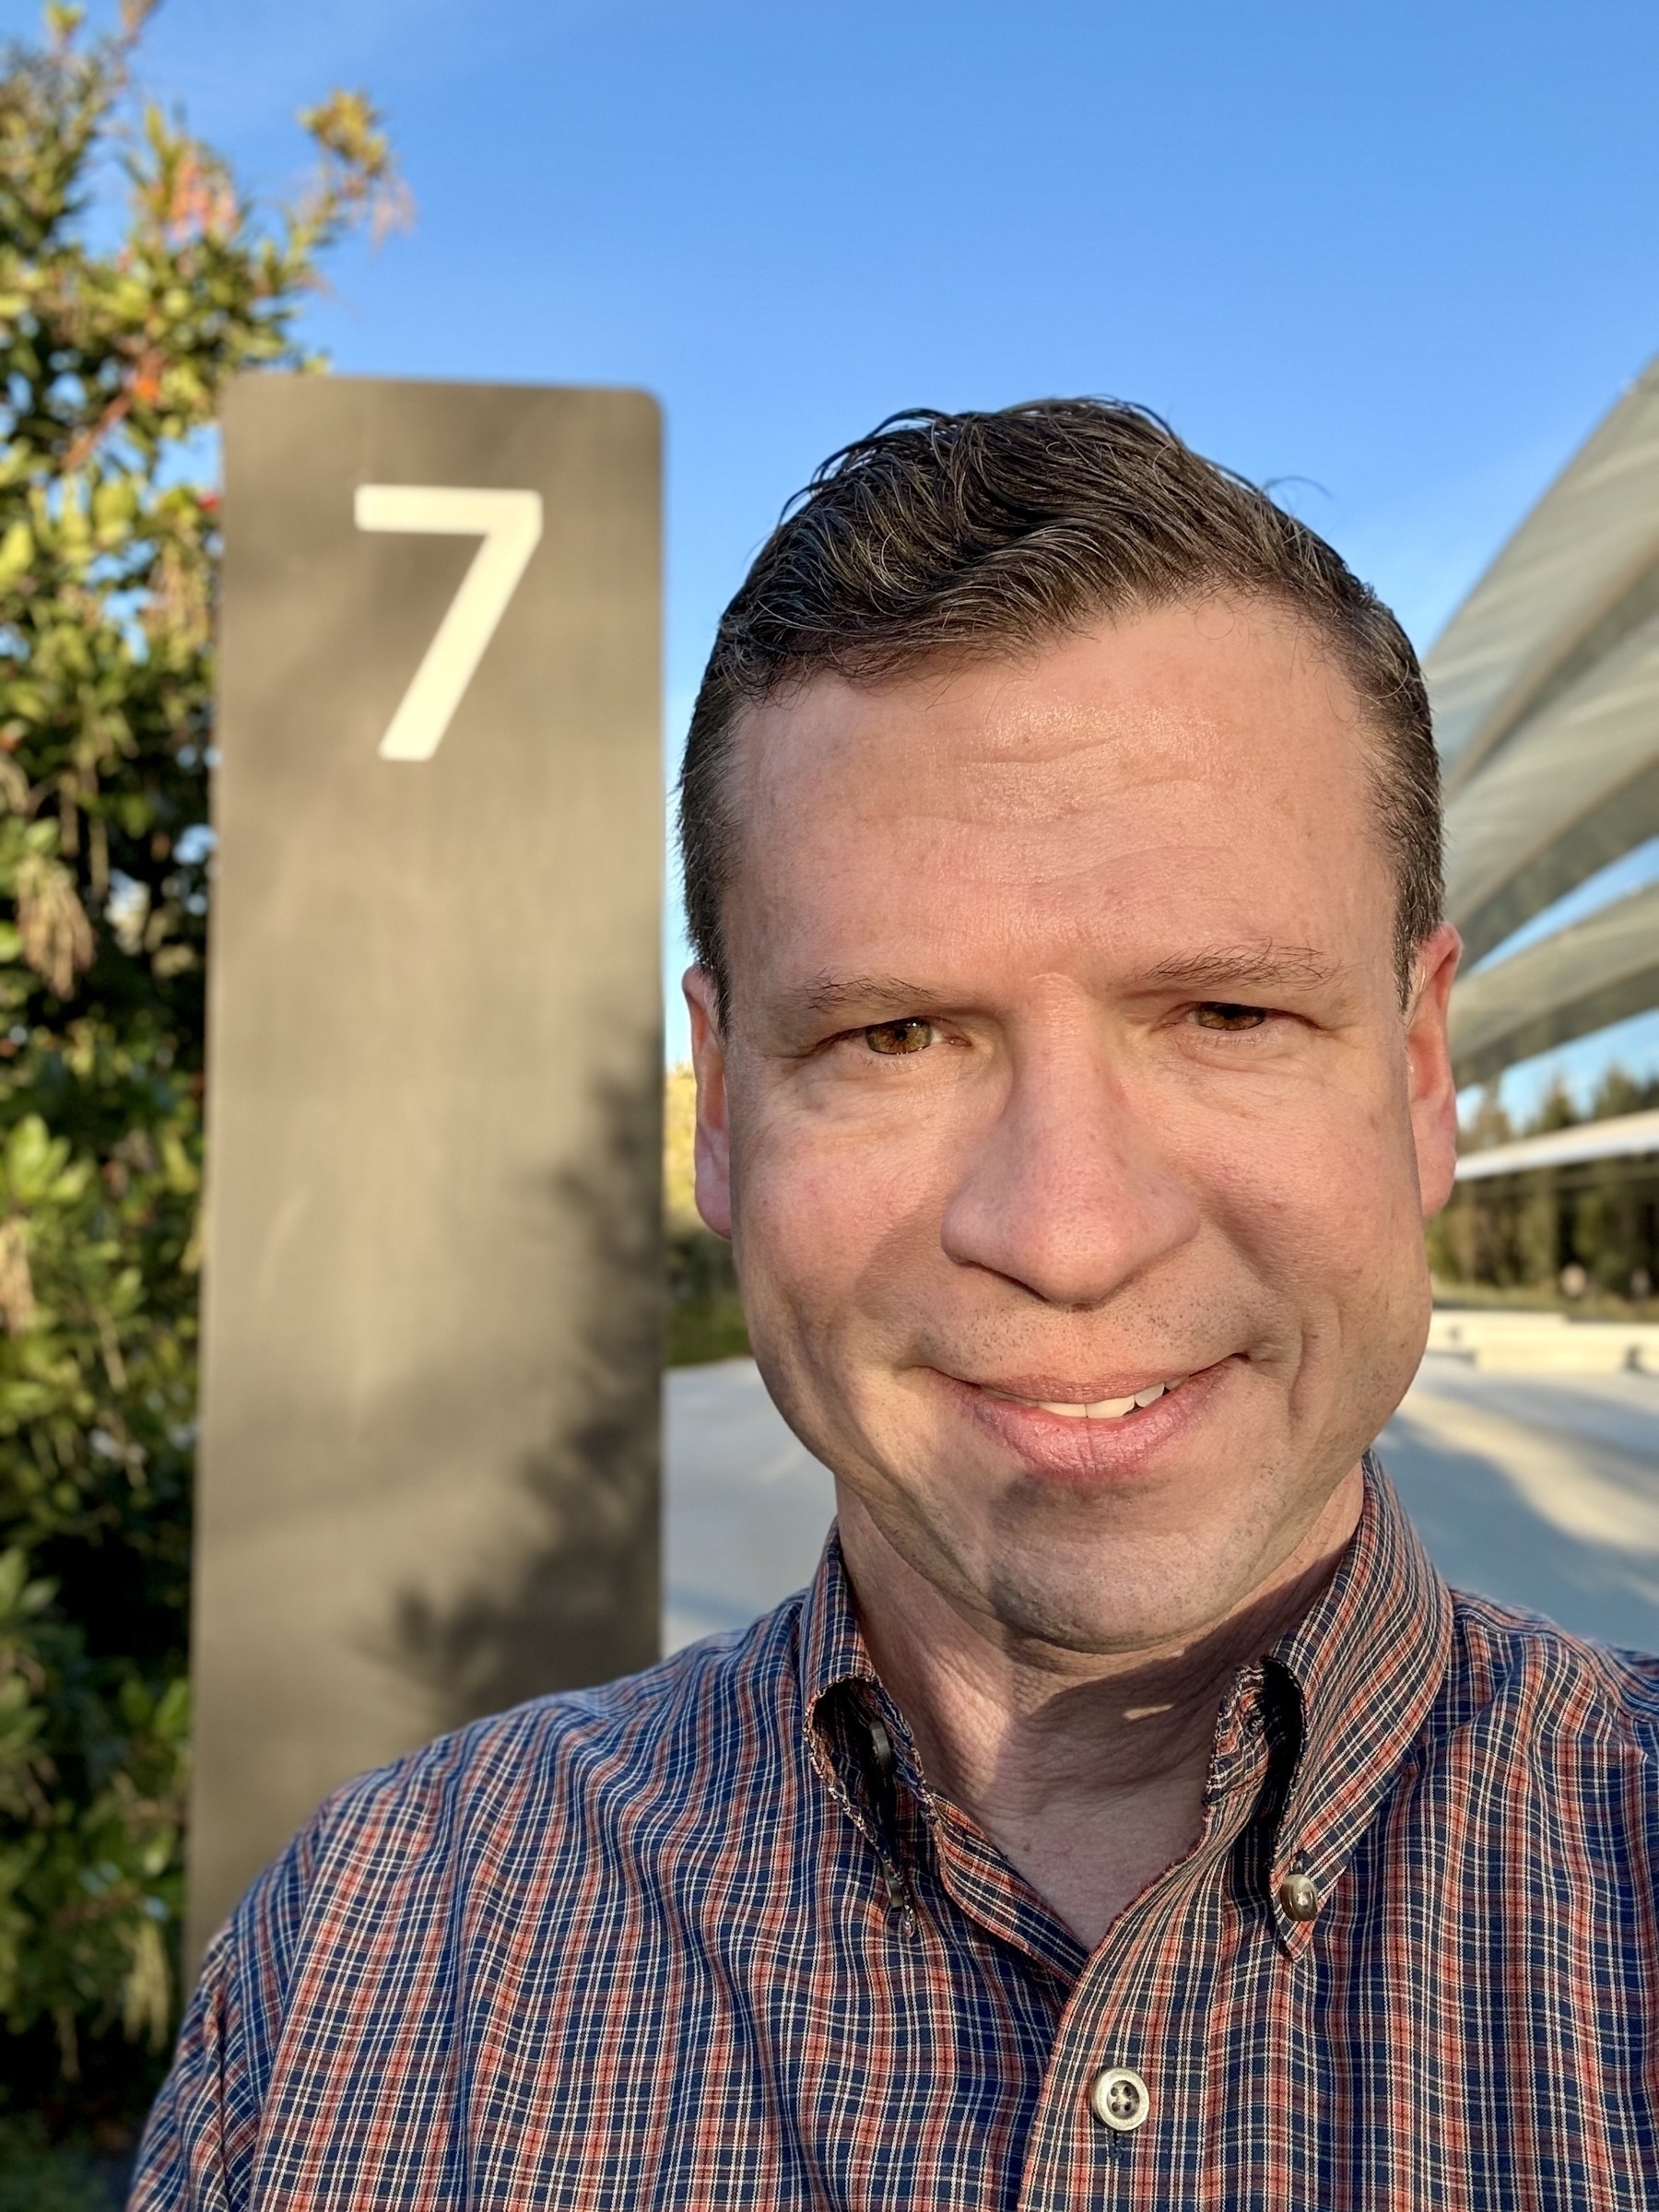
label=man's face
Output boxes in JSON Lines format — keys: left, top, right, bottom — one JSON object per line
{"left": 688, "top": 597, "right": 1460, "bottom": 1658}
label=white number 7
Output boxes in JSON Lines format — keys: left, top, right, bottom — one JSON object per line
{"left": 354, "top": 485, "right": 544, "bottom": 761}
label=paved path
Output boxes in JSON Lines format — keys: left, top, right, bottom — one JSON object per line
{"left": 1384, "top": 1352, "right": 1659, "bottom": 1650}
{"left": 663, "top": 1360, "right": 837, "bottom": 1652}
{"left": 664, "top": 1353, "right": 1659, "bottom": 1654}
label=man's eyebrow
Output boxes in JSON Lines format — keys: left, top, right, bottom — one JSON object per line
{"left": 772, "top": 947, "right": 1347, "bottom": 1029}
{"left": 776, "top": 973, "right": 940, "bottom": 1026}
{"left": 1142, "top": 942, "right": 1345, "bottom": 994}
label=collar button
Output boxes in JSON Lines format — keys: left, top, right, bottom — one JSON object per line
{"left": 1277, "top": 1871, "right": 1320, "bottom": 1922}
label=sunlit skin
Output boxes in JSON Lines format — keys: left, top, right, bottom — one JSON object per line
{"left": 687, "top": 596, "right": 1462, "bottom": 1946}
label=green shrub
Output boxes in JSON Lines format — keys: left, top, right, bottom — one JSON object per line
{"left": 667, "top": 1222, "right": 749, "bottom": 1365}
{"left": 0, "top": 0, "right": 399, "bottom": 2134}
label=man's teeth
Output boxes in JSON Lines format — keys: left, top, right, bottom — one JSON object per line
{"left": 1001, "top": 1380, "right": 1182, "bottom": 1420}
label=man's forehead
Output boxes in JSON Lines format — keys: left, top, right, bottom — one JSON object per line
{"left": 712, "top": 600, "right": 1394, "bottom": 1027}
{"left": 734, "top": 598, "right": 1367, "bottom": 825}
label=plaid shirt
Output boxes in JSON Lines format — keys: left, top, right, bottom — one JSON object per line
{"left": 134, "top": 1460, "right": 1659, "bottom": 2209}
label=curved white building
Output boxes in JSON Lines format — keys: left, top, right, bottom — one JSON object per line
{"left": 1430, "top": 362, "right": 1659, "bottom": 1088}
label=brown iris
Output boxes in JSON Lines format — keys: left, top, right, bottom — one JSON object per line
{"left": 1193, "top": 1002, "right": 1267, "bottom": 1030}
{"left": 865, "top": 1018, "right": 935, "bottom": 1055}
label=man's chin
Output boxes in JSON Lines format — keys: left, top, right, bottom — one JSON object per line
{"left": 977, "top": 1512, "right": 1267, "bottom": 1651}
{"left": 933, "top": 1444, "right": 1370, "bottom": 1658}
{"left": 839, "top": 1462, "right": 1266, "bottom": 1660}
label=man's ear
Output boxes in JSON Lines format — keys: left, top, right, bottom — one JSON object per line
{"left": 684, "top": 965, "right": 734, "bottom": 1240}
{"left": 1406, "top": 921, "right": 1463, "bottom": 1219}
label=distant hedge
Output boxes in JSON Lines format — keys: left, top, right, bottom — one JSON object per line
{"left": 665, "top": 1063, "right": 747, "bottom": 1364}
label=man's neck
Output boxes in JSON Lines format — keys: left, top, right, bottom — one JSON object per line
{"left": 836, "top": 1470, "right": 1364, "bottom": 1952}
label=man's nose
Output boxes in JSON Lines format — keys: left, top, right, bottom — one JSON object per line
{"left": 937, "top": 1035, "right": 1201, "bottom": 1308}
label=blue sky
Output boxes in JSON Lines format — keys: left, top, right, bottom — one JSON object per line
{"left": 16, "top": 0, "right": 1659, "bottom": 1100}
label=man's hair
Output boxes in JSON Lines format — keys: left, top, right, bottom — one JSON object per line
{"left": 679, "top": 399, "right": 1441, "bottom": 1022}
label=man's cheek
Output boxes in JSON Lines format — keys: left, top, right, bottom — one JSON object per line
{"left": 737, "top": 1132, "right": 877, "bottom": 1298}
{"left": 1194, "top": 1165, "right": 1382, "bottom": 1316}
{"left": 1223, "top": 1085, "right": 1412, "bottom": 1231}
{"left": 748, "top": 1136, "right": 942, "bottom": 1334}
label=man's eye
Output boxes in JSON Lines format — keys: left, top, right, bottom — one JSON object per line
{"left": 1192, "top": 1002, "right": 1268, "bottom": 1032}
{"left": 864, "top": 1018, "right": 935, "bottom": 1056}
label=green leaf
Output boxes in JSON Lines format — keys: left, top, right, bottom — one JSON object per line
{"left": 0, "top": 520, "right": 32, "bottom": 584}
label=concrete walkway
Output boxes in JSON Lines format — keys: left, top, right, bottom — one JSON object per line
{"left": 1385, "top": 1352, "right": 1659, "bottom": 1649}
{"left": 664, "top": 1353, "right": 1659, "bottom": 1655}
{"left": 663, "top": 1359, "right": 836, "bottom": 1652}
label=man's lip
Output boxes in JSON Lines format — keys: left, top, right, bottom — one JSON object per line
{"left": 939, "top": 1359, "right": 1232, "bottom": 1483}
{"left": 949, "top": 1363, "right": 1218, "bottom": 1406}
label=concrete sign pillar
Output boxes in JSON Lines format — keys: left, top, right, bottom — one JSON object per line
{"left": 188, "top": 375, "right": 662, "bottom": 1961}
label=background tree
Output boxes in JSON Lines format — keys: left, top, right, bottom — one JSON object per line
{"left": 1430, "top": 1062, "right": 1659, "bottom": 1304}
{"left": 0, "top": 0, "right": 400, "bottom": 2144}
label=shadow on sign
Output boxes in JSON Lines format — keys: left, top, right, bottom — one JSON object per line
{"left": 380, "top": 1056, "right": 664, "bottom": 1727}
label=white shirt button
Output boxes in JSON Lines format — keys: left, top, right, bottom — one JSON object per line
{"left": 1088, "top": 2065, "right": 1150, "bottom": 2132}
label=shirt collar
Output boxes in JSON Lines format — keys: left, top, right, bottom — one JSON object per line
{"left": 797, "top": 1453, "right": 1453, "bottom": 1923}
{"left": 800, "top": 1521, "right": 878, "bottom": 1722}
{"left": 1260, "top": 1452, "right": 1453, "bottom": 1924}
{"left": 796, "top": 1528, "right": 932, "bottom": 1914}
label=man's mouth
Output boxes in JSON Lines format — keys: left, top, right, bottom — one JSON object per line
{"left": 979, "top": 1375, "right": 1191, "bottom": 1421}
